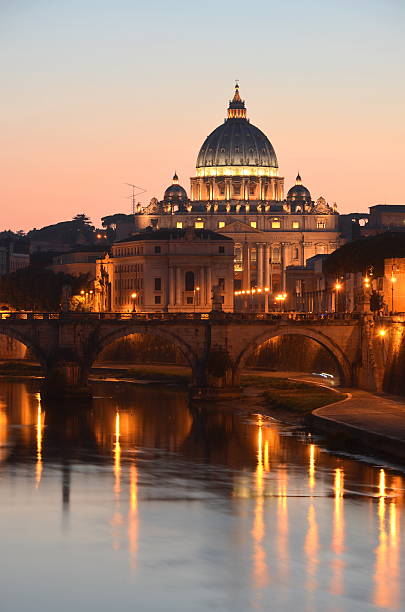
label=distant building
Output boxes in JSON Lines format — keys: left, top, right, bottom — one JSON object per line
{"left": 286, "top": 255, "right": 332, "bottom": 312}
{"left": 95, "top": 228, "right": 234, "bottom": 312}
{"left": 49, "top": 246, "right": 108, "bottom": 280}
{"left": 339, "top": 205, "right": 405, "bottom": 241}
{"left": 0, "top": 242, "right": 30, "bottom": 276}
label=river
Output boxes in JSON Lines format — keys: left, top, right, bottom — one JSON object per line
{"left": 0, "top": 378, "right": 404, "bottom": 611}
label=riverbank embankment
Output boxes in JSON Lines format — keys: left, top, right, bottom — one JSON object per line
{"left": 311, "top": 390, "right": 405, "bottom": 461}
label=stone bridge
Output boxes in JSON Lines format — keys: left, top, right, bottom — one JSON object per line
{"left": 0, "top": 311, "right": 400, "bottom": 400}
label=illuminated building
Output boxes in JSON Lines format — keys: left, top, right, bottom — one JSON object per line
{"left": 126, "top": 84, "right": 341, "bottom": 292}
{"left": 95, "top": 228, "right": 234, "bottom": 312}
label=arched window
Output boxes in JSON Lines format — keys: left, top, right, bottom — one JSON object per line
{"left": 185, "top": 271, "right": 195, "bottom": 291}
{"left": 272, "top": 247, "right": 280, "bottom": 263}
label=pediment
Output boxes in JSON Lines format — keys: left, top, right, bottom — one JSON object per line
{"left": 219, "top": 219, "right": 260, "bottom": 233}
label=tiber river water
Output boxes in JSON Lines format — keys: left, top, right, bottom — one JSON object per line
{"left": 0, "top": 378, "right": 404, "bottom": 612}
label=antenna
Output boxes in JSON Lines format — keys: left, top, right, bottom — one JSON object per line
{"left": 125, "top": 183, "right": 147, "bottom": 214}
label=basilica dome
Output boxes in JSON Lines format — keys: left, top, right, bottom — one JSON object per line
{"left": 163, "top": 173, "right": 188, "bottom": 202}
{"left": 287, "top": 173, "right": 312, "bottom": 203}
{"left": 196, "top": 85, "right": 278, "bottom": 177}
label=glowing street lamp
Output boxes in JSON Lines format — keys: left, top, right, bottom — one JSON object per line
{"left": 390, "top": 267, "right": 397, "bottom": 314}
{"left": 193, "top": 286, "right": 200, "bottom": 312}
{"left": 275, "top": 292, "right": 287, "bottom": 312}
{"left": 334, "top": 280, "right": 342, "bottom": 312}
{"left": 378, "top": 328, "right": 387, "bottom": 337}
{"left": 131, "top": 292, "right": 137, "bottom": 312}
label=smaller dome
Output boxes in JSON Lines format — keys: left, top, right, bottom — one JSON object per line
{"left": 287, "top": 173, "right": 311, "bottom": 203}
{"left": 163, "top": 173, "right": 188, "bottom": 202}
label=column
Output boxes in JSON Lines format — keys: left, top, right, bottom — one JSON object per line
{"left": 205, "top": 266, "right": 212, "bottom": 308}
{"left": 242, "top": 242, "right": 251, "bottom": 290}
{"left": 198, "top": 266, "right": 204, "bottom": 307}
{"left": 264, "top": 244, "right": 270, "bottom": 288}
{"left": 225, "top": 179, "right": 231, "bottom": 200}
{"left": 169, "top": 266, "right": 175, "bottom": 306}
{"left": 257, "top": 243, "right": 264, "bottom": 288}
{"left": 175, "top": 267, "right": 182, "bottom": 306}
{"left": 281, "top": 243, "right": 286, "bottom": 291}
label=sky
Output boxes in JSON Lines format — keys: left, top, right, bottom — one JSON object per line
{"left": 1, "top": 0, "right": 404, "bottom": 231}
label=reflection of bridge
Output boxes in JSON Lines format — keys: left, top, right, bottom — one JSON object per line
{"left": 0, "top": 311, "right": 398, "bottom": 399}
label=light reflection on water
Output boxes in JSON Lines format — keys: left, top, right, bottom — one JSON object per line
{"left": 0, "top": 379, "right": 404, "bottom": 612}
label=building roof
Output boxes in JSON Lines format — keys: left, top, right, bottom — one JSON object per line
{"left": 369, "top": 204, "right": 405, "bottom": 212}
{"left": 115, "top": 228, "right": 233, "bottom": 243}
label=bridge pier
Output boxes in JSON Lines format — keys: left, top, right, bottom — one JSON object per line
{"left": 41, "top": 354, "right": 92, "bottom": 402}
{"left": 190, "top": 349, "right": 241, "bottom": 400}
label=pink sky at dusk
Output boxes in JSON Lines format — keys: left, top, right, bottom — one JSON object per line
{"left": 1, "top": 0, "right": 404, "bottom": 232}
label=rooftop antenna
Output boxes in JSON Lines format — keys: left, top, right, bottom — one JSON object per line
{"left": 125, "top": 183, "right": 147, "bottom": 214}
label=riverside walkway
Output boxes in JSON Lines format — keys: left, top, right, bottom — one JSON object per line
{"left": 313, "top": 390, "right": 405, "bottom": 460}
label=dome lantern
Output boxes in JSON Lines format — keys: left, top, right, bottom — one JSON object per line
{"left": 228, "top": 82, "right": 247, "bottom": 119}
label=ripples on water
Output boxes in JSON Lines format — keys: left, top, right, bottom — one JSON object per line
{"left": 0, "top": 379, "right": 404, "bottom": 612}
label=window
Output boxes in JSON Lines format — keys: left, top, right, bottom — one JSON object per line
{"left": 219, "top": 246, "right": 225, "bottom": 253}
{"left": 176, "top": 221, "right": 183, "bottom": 229}
{"left": 317, "top": 220, "right": 326, "bottom": 229}
{"left": 271, "top": 218, "right": 281, "bottom": 229}
{"left": 185, "top": 271, "right": 195, "bottom": 291}
{"left": 186, "top": 296, "right": 193, "bottom": 304}
{"left": 250, "top": 221, "right": 257, "bottom": 229}
{"left": 218, "top": 221, "right": 225, "bottom": 229}
{"left": 154, "top": 295, "right": 161, "bottom": 305}
{"left": 154, "top": 246, "right": 161, "bottom": 253}
{"left": 293, "top": 247, "right": 299, "bottom": 259}
{"left": 272, "top": 247, "right": 280, "bottom": 263}
{"left": 154, "top": 277, "right": 161, "bottom": 291}
{"left": 292, "top": 221, "right": 300, "bottom": 229}
{"left": 195, "top": 219, "right": 204, "bottom": 229}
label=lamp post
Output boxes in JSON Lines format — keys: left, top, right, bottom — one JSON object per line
{"left": 378, "top": 328, "right": 387, "bottom": 362}
{"left": 131, "top": 292, "right": 137, "bottom": 312}
{"left": 334, "top": 281, "right": 342, "bottom": 313}
{"left": 193, "top": 286, "right": 200, "bottom": 313}
{"left": 275, "top": 292, "right": 287, "bottom": 312}
{"left": 390, "top": 265, "right": 397, "bottom": 314}
{"left": 264, "top": 287, "right": 270, "bottom": 313}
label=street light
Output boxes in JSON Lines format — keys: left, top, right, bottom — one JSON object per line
{"left": 131, "top": 292, "right": 137, "bottom": 312}
{"left": 193, "top": 286, "right": 200, "bottom": 313}
{"left": 390, "top": 266, "right": 397, "bottom": 314}
{"left": 275, "top": 292, "right": 287, "bottom": 312}
{"left": 334, "top": 281, "right": 342, "bottom": 313}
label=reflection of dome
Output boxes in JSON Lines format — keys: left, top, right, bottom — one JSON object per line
{"left": 287, "top": 173, "right": 311, "bottom": 203}
{"left": 163, "top": 172, "right": 188, "bottom": 202}
{"left": 196, "top": 85, "right": 278, "bottom": 173}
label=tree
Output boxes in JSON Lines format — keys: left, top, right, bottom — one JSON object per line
{"left": 72, "top": 213, "right": 92, "bottom": 225}
{"left": 324, "top": 232, "right": 405, "bottom": 277}
{"left": 0, "top": 267, "right": 90, "bottom": 311}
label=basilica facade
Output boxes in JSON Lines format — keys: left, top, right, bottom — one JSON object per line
{"left": 132, "top": 84, "right": 341, "bottom": 292}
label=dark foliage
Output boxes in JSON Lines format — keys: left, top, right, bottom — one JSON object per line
{"left": 324, "top": 232, "right": 405, "bottom": 276}
{"left": 27, "top": 215, "right": 95, "bottom": 246}
{"left": 0, "top": 267, "right": 90, "bottom": 311}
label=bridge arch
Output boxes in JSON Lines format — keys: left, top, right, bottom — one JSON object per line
{"left": 0, "top": 327, "right": 47, "bottom": 368}
{"left": 234, "top": 325, "right": 353, "bottom": 386}
{"left": 85, "top": 324, "right": 200, "bottom": 383}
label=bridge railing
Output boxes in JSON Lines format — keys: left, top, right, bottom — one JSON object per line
{"left": 0, "top": 310, "right": 368, "bottom": 322}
